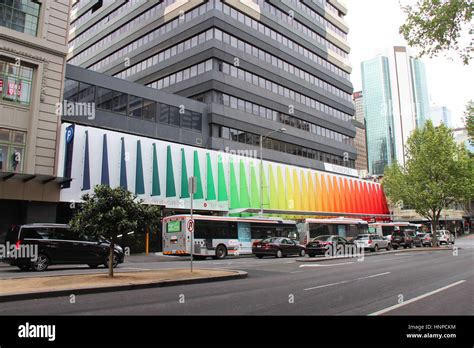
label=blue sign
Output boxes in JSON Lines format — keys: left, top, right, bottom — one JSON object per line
{"left": 66, "top": 126, "right": 74, "bottom": 144}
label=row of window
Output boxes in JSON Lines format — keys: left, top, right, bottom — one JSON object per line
{"left": 219, "top": 93, "right": 354, "bottom": 146}
{"left": 0, "top": 127, "right": 26, "bottom": 173}
{"left": 0, "top": 58, "right": 34, "bottom": 105}
{"left": 114, "top": 27, "right": 350, "bottom": 102}
{"left": 0, "top": 0, "right": 40, "bottom": 36}
{"left": 114, "top": 28, "right": 214, "bottom": 80}
{"left": 216, "top": 0, "right": 350, "bottom": 80}
{"left": 63, "top": 79, "right": 202, "bottom": 131}
{"left": 147, "top": 59, "right": 213, "bottom": 90}
{"left": 216, "top": 126, "right": 355, "bottom": 168}
{"left": 71, "top": 0, "right": 117, "bottom": 28}
{"left": 69, "top": 0, "right": 143, "bottom": 48}
{"left": 256, "top": 0, "right": 348, "bottom": 58}
{"left": 80, "top": 0, "right": 212, "bottom": 71}
{"left": 69, "top": 0, "right": 176, "bottom": 66}
{"left": 285, "top": 0, "right": 347, "bottom": 39}
{"left": 71, "top": 0, "right": 349, "bottom": 83}
{"left": 219, "top": 61, "right": 351, "bottom": 122}
{"left": 213, "top": 27, "right": 350, "bottom": 102}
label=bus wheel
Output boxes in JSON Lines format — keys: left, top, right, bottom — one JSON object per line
{"left": 214, "top": 245, "right": 227, "bottom": 259}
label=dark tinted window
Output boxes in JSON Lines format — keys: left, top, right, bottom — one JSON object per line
{"left": 169, "top": 106, "right": 180, "bottom": 126}
{"left": 312, "top": 235, "right": 331, "bottom": 241}
{"left": 21, "top": 228, "right": 44, "bottom": 239}
{"left": 194, "top": 220, "right": 237, "bottom": 239}
{"left": 191, "top": 112, "right": 202, "bottom": 131}
{"left": 181, "top": 110, "right": 193, "bottom": 129}
{"left": 159, "top": 104, "right": 169, "bottom": 124}
{"left": 128, "top": 95, "right": 143, "bottom": 118}
{"left": 143, "top": 99, "right": 156, "bottom": 121}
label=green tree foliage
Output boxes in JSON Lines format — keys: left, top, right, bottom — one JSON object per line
{"left": 399, "top": 0, "right": 473, "bottom": 64}
{"left": 466, "top": 100, "right": 474, "bottom": 144}
{"left": 383, "top": 121, "right": 473, "bottom": 245}
{"left": 70, "top": 185, "right": 161, "bottom": 276}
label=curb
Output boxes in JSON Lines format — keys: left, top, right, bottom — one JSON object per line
{"left": 296, "top": 246, "right": 456, "bottom": 262}
{"left": 0, "top": 269, "right": 247, "bottom": 303}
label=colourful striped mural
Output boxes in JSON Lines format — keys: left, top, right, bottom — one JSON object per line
{"left": 59, "top": 124, "right": 390, "bottom": 217}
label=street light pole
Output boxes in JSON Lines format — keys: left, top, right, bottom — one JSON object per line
{"left": 259, "top": 128, "right": 286, "bottom": 216}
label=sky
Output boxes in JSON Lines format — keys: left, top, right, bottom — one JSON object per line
{"left": 343, "top": 0, "right": 473, "bottom": 128}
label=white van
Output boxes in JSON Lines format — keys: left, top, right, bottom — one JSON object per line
{"left": 436, "top": 230, "right": 454, "bottom": 245}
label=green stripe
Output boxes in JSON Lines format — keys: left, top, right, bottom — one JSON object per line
{"left": 166, "top": 145, "right": 176, "bottom": 197}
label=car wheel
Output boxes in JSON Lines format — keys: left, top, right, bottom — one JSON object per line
{"left": 17, "top": 264, "right": 31, "bottom": 271}
{"left": 373, "top": 245, "right": 379, "bottom": 252}
{"left": 32, "top": 254, "right": 50, "bottom": 272}
{"left": 256, "top": 254, "right": 264, "bottom": 259}
{"left": 276, "top": 249, "right": 283, "bottom": 258}
{"left": 104, "top": 252, "right": 119, "bottom": 268}
{"left": 88, "top": 264, "right": 100, "bottom": 268}
{"left": 214, "top": 245, "right": 227, "bottom": 259}
{"left": 299, "top": 249, "right": 306, "bottom": 257}
{"left": 307, "top": 253, "right": 315, "bottom": 258}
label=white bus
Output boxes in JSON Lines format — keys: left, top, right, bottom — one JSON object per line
{"left": 297, "top": 218, "right": 369, "bottom": 245}
{"left": 162, "top": 215, "right": 298, "bottom": 259}
{"left": 369, "top": 222, "right": 422, "bottom": 240}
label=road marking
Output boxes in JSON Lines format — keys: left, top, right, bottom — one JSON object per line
{"left": 299, "top": 262, "right": 354, "bottom": 268}
{"left": 356, "top": 272, "right": 391, "bottom": 280}
{"left": 290, "top": 270, "right": 304, "bottom": 273}
{"left": 368, "top": 256, "right": 413, "bottom": 262}
{"left": 284, "top": 261, "right": 294, "bottom": 264}
{"left": 304, "top": 271, "right": 391, "bottom": 291}
{"left": 369, "top": 280, "right": 466, "bottom": 316}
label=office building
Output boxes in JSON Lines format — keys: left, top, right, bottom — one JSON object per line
{"left": 429, "top": 106, "right": 453, "bottom": 128}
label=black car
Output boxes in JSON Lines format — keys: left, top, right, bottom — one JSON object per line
{"left": 306, "top": 235, "right": 353, "bottom": 257}
{"left": 3, "top": 224, "right": 125, "bottom": 271}
{"left": 252, "top": 237, "right": 306, "bottom": 258}
{"left": 390, "top": 230, "right": 414, "bottom": 249}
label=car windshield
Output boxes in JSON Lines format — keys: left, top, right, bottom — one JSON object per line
{"left": 312, "top": 236, "right": 331, "bottom": 241}
{"left": 355, "top": 235, "right": 370, "bottom": 240}
{"left": 261, "top": 237, "right": 280, "bottom": 243}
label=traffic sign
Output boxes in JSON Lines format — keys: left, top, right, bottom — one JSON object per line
{"left": 187, "top": 219, "right": 194, "bottom": 233}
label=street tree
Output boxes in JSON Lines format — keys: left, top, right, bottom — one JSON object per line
{"left": 70, "top": 185, "right": 161, "bottom": 277}
{"left": 399, "top": 0, "right": 473, "bottom": 65}
{"left": 382, "top": 121, "right": 473, "bottom": 246}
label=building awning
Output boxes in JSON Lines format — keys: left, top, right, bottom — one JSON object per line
{"left": 229, "top": 208, "right": 391, "bottom": 218}
{"left": 0, "top": 171, "right": 72, "bottom": 185}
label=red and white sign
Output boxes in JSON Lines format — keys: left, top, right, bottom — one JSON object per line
{"left": 0, "top": 79, "right": 3, "bottom": 94}
{"left": 7, "top": 81, "right": 22, "bottom": 97}
{"left": 187, "top": 219, "right": 194, "bottom": 233}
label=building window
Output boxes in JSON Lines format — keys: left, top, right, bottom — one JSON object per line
{"left": 0, "top": 58, "right": 34, "bottom": 106}
{"left": 0, "top": 128, "right": 26, "bottom": 173}
{"left": 0, "top": 0, "right": 41, "bottom": 36}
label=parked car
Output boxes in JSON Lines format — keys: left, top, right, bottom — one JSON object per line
{"left": 3, "top": 224, "right": 125, "bottom": 271}
{"left": 353, "top": 234, "right": 391, "bottom": 252}
{"left": 421, "top": 233, "right": 433, "bottom": 247}
{"left": 305, "top": 235, "right": 353, "bottom": 257}
{"left": 436, "top": 230, "right": 454, "bottom": 245}
{"left": 406, "top": 230, "right": 422, "bottom": 247}
{"left": 252, "top": 237, "right": 305, "bottom": 258}
{"left": 390, "top": 230, "right": 414, "bottom": 249}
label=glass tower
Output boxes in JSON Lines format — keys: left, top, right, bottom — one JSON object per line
{"left": 361, "top": 56, "right": 396, "bottom": 175}
{"left": 410, "top": 58, "right": 430, "bottom": 128}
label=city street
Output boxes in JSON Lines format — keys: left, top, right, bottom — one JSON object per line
{"left": 0, "top": 236, "right": 472, "bottom": 315}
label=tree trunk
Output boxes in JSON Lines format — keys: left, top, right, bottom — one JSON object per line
{"left": 431, "top": 217, "right": 438, "bottom": 247}
{"left": 109, "top": 241, "right": 114, "bottom": 277}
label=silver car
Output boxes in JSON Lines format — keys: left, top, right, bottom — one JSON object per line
{"left": 354, "top": 234, "right": 391, "bottom": 252}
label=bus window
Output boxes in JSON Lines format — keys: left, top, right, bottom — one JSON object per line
{"left": 309, "top": 223, "right": 329, "bottom": 239}
{"left": 194, "top": 221, "right": 237, "bottom": 239}
{"left": 382, "top": 226, "right": 394, "bottom": 236}
{"left": 166, "top": 220, "right": 181, "bottom": 233}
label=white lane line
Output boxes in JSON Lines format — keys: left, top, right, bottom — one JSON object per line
{"left": 368, "top": 256, "right": 413, "bottom": 262}
{"left": 290, "top": 270, "right": 304, "bottom": 273}
{"left": 304, "top": 271, "right": 391, "bottom": 291}
{"left": 304, "top": 280, "right": 350, "bottom": 290}
{"left": 369, "top": 280, "right": 466, "bottom": 316}
{"left": 356, "top": 272, "right": 391, "bottom": 280}
{"left": 299, "top": 261, "right": 354, "bottom": 268}
{"left": 284, "top": 261, "right": 295, "bottom": 264}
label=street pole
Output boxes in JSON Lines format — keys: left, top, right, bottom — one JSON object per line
{"left": 189, "top": 176, "right": 197, "bottom": 273}
{"left": 260, "top": 134, "right": 263, "bottom": 216}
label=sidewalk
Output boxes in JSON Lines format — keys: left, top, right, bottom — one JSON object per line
{"left": 0, "top": 268, "right": 247, "bottom": 302}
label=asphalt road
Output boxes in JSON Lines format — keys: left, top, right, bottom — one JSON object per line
{"left": 0, "top": 236, "right": 472, "bottom": 315}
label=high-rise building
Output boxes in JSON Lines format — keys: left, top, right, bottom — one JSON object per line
{"left": 351, "top": 119, "right": 368, "bottom": 174}
{"left": 361, "top": 46, "right": 430, "bottom": 175}
{"left": 429, "top": 106, "right": 453, "bottom": 128}
{"left": 67, "top": 0, "right": 357, "bottom": 171}
{"left": 0, "top": 0, "right": 71, "bottom": 236}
